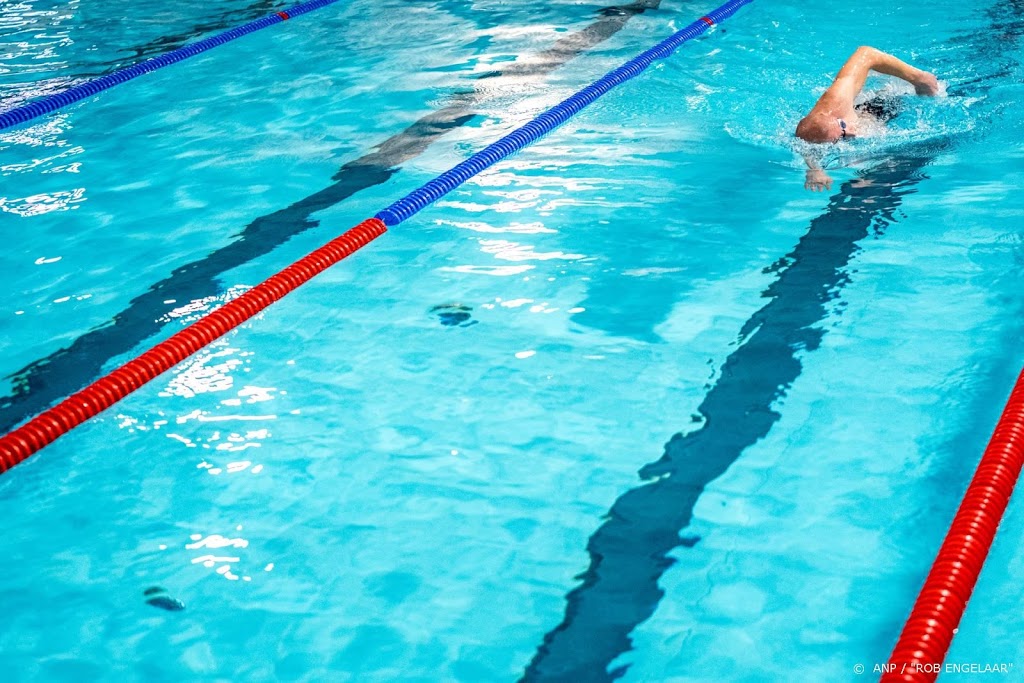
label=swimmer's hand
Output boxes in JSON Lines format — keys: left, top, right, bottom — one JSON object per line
{"left": 912, "top": 70, "right": 940, "bottom": 96}
{"left": 805, "top": 168, "right": 833, "bottom": 192}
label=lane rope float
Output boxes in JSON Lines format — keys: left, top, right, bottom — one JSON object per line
{"left": 0, "top": 0, "right": 753, "bottom": 470}
{"left": 882, "top": 368, "right": 1024, "bottom": 682}
{"left": 5, "top": 3, "right": 1021, "bottom": 678}
{"left": 0, "top": 0, "right": 667, "bottom": 436}
{"left": 0, "top": 219, "right": 386, "bottom": 473}
{"left": 0, "top": 0, "right": 343, "bottom": 132}
{"left": 376, "top": 0, "right": 752, "bottom": 226}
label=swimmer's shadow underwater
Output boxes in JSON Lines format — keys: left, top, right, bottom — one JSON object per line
{"left": 522, "top": 135, "right": 958, "bottom": 681}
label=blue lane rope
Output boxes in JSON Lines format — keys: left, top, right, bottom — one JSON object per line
{"left": 375, "top": 0, "right": 753, "bottom": 227}
{"left": 0, "top": 0, "right": 343, "bottom": 132}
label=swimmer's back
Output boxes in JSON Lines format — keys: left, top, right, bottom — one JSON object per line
{"left": 854, "top": 94, "right": 905, "bottom": 124}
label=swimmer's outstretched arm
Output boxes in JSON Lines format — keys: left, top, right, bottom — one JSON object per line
{"left": 863, "top": 47, "right": 939, "bottom": 94}
{"left": 828, "top": 46, "right": 939, "bottom": 108}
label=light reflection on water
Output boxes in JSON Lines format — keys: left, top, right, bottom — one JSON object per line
{"left": 434, "top": 217, "right": 555, "bottom": 234}
{"left": 110, "top": 287, "right": 288, "bottom": 480}
{"left": 0, "top": 0, "right": 1021, "bottom": 679}
{"left": 184, "top": 530, "right": 254, "bottom": 582}
{"left": 439, "top": 264, "right": 534, "bottom": 276}
{"left": 0, "top": 187, "right": 85, "bottom": 216}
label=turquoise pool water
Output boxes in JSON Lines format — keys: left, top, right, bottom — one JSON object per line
{"left": 2, "top": 0, "right": 1023, "bottom": 680}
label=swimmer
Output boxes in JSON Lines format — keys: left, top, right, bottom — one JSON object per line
{"left": 796, "top": 46, "right": 940, "bottom": 191}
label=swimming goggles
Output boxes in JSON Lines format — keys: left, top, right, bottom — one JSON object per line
{"left": 836, "top": 118, "right": 849, "bottom": 142}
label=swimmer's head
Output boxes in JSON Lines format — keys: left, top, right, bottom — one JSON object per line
{"left": 796, "top": 112, "right": 855, "bottom": 143}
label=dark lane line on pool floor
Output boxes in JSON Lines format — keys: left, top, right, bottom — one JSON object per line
{"left": 523, "top": 3, "right": 1024, "bottom": 679}
{"left": 0, "top": 0, "right": 665, "bottom": 432}
{"left": 523, "top": 146, "right": 947, "bottom": 683}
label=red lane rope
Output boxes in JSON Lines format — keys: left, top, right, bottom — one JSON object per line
{"left": 0, "top": 218, "right": 386, "bottom": 473}
{"left": 700, "top": 16, "right": 715, "bottom": 26}
{"left": 882, "top": 368, "right": 1024, "bottom": 682}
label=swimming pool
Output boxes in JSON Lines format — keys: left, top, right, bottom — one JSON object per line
{"left": 2, "top": 0, "right": 1023, "bottom": 679}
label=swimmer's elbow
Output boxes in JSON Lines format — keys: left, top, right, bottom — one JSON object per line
{"left": 854, "top": 45, "right": 883, "bottom": 62}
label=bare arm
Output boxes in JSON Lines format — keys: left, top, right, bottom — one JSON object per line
{"left": 828, "top": 46, "right": 939, "bottom": 105}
